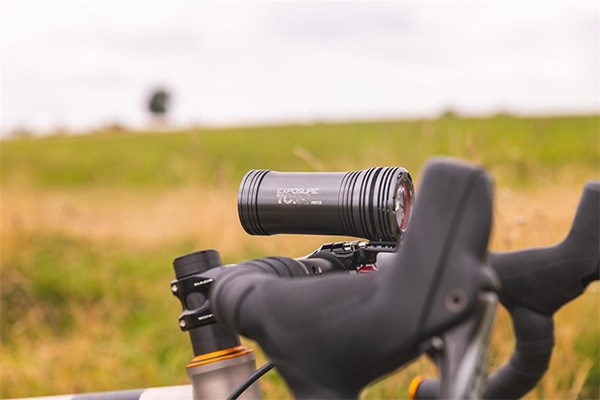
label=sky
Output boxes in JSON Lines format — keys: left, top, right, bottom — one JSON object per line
{"left": 1, "top": 1, "right": 598, "bottom": 135}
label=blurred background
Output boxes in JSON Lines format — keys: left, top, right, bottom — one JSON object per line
{"left": 1, "top": 1, "right": 598, "bottom": 398}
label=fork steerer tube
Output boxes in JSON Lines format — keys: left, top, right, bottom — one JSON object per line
{"left": 188, "top": 324, "right": 241, "bottom": 356}
{"left": 172, "top": 249, "right": 241, "bottom": 355}
{"left": 172, "top": 250, "right": 262, "bottom": 400}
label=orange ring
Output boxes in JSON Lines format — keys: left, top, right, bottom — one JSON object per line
{"left": 187, "top": 346, "right": 254, "bottom": 368}
{"left": 408, "top": 376, "right": 424, "bottom": 400}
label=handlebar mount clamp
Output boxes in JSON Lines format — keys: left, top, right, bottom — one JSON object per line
{"left": 171, "top": 275, "right": 216, "bottom": 330}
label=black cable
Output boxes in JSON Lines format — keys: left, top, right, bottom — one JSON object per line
{"left": 227, "top": 360, "right": 274, "bottom": 400}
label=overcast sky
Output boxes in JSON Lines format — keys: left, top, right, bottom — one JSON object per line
{"left": 1, "top": 1, "right": 598, "bottom": 135}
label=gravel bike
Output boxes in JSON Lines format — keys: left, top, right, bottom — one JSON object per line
{"left": 18, "top": 158, "right": 599, "bottom": 400}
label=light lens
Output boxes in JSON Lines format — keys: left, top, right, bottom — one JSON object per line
{"left": 394, "top": 172, "right": 414, "bottom": 235}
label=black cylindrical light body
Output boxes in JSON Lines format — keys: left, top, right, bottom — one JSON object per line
{"left": 238, "top": 167, "right": 414, "bottom": 242}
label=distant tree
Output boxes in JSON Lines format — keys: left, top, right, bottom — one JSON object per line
{"left": 147, "top": 88, "right": 171, "bottom": 122}
{"left": 8, "top": 126, "right": 34, "bottom": 139}
{"left": 439, "top": 107, "right": 459, "bottom": 119}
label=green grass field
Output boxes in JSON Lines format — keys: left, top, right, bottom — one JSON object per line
{"left": 1, "top": 114, "right": 599, "bottom": 398}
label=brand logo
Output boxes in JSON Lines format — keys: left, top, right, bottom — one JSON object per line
{"left": 193, "top": 278, "right": 214, "bottom": 287}
{"left": 276, "top": 188, "right": 321, "bottom": 205}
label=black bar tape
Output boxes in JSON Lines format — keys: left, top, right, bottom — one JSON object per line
{"left": 211, "top": 257, "right": 313, "bottom": 332}
{"left": 493, "top": 181, "right": 599, "bottom": 316}
{"left": 487, "top": 307, "right": 553, "bottom": 399}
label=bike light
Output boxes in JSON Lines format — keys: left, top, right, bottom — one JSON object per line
{"left": 238, "top": 167, "right": 414, "bottom": 242}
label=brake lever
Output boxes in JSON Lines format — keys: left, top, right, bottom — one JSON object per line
{"left": 412, "top": 302, "right": 554, "bottom": 400}
{"left": 414, "top": 268, "right": 499, "bottom": 400}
